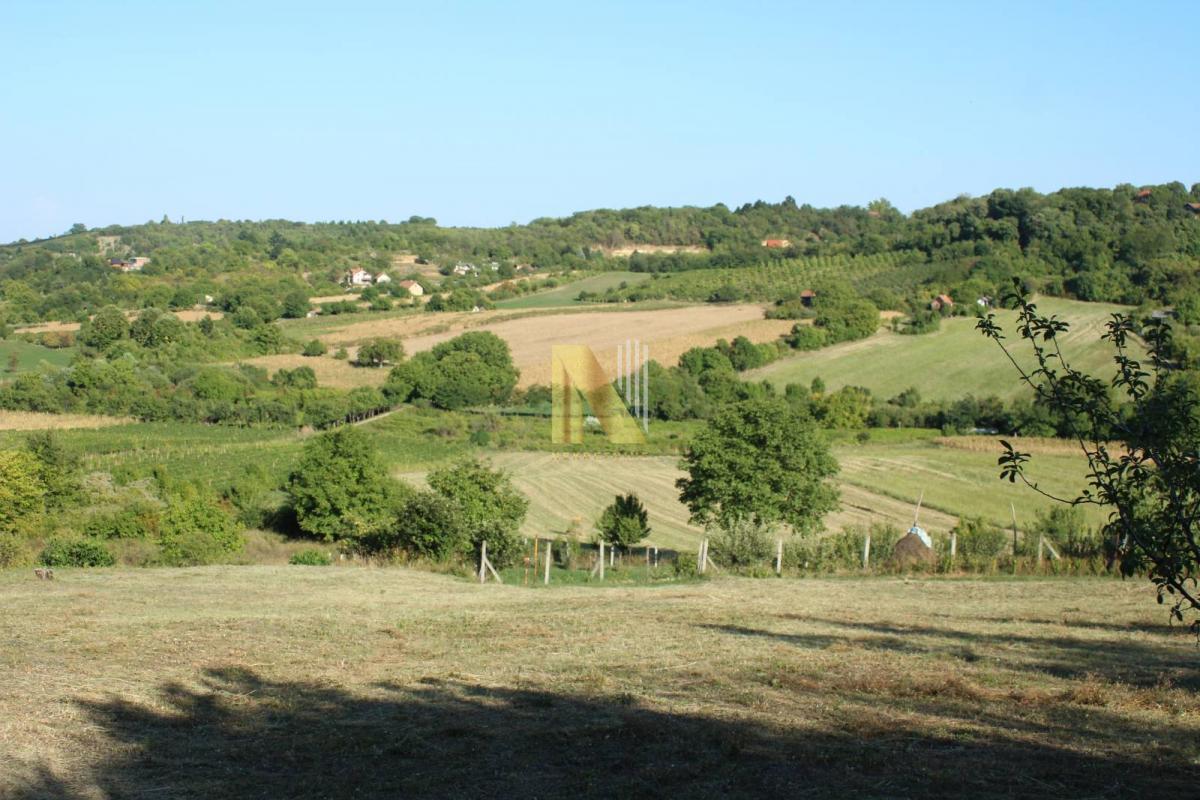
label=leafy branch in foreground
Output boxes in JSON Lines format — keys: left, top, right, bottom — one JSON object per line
{"left": 978, "top": 279, "right": 1200, "bottom": 633}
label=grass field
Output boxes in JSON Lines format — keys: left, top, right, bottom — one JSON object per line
{"left": 1, "top": 567, "right": 1195, "bottom": 798}
{"left": 0, "top": 338, "right": 76, "bottom": 374}
{"left": 746, "top": 297, "right": 1141, "bottom": 401}
{"left": 494, "top": 271, "right": 651, "bottom": 309}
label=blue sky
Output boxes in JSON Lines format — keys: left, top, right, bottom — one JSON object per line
{"left": 2, "top": 1, "right": 1197, "bottom": 242}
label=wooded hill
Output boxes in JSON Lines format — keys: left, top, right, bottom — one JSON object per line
{"left": 1, "top": 181, "right": 1198, "bottom": 325}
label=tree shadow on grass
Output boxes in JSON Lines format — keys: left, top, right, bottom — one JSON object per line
{"left": 760, "top": 615, "right": 1200, "bottom": 689}
{"left": 10, "top": 666, "right": 1198, "bottom": 800}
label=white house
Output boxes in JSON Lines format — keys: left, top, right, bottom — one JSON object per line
{"left": 397, "top": 279, "right": 424, "bottom": 297}
{"left": 347, "top": 268, "right": 373, "bottom": 287}
{"left": 452, "top": 262, "right": 477, "bottom": 276}
{"left": 374, "top": 272, "right": 392, "bottom": 285}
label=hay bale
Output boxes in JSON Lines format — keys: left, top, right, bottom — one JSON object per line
{"left": 889, "top": 532, "right": 938, "bottom": 570}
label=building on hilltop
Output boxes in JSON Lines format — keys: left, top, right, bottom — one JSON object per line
{"left": 346, "top": 268, "right": 373, "bottom": 287}
{"left": 397, "top": 279, "right": 424, "bottom": 297}
{"left": 930, "top": 293, "right": 954, "bottom": 311}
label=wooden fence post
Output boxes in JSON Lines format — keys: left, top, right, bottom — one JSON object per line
{"left": 698, "top": 539, "right": 707, "bottom": 574}
{"left": 599, "top": 541, "right": 605, "bottom": 581}
{"left": 862, "top": 530, "right": 872, "bottom": 570}
{"left": 544, "top": 540, "right": 552, "bottom": 585}
{"left": 1038, "top": 534, "right": 1044, "bottom": 567}
{"left": 775, "top": 539, "right": 783, "bottom": 576}
{"left": 479, "top": 540, "right": 487, "bottom": 584}
{"left": 950, "top": 531, "right": 957, "bottom": 565}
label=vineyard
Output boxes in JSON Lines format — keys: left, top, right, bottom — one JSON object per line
{"left": 597, "top": 252, "right": 926, "bottom": 303}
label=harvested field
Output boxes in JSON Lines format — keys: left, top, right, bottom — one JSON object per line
{"left": 231, "top": 353, "right": 389, "bottom": 389}
{"left": 1, "top": 567, "right": 1196, "bottom": 799}
{"left": 13, "top": 308, "right": 223, "bottom": 334}
{"left": 321, "top": 304, "right": 790, "bottom": 386}
{"left": 0, "top": 410, "right": 129, "bottom": 430}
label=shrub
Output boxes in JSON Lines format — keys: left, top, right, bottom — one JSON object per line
{"left": 709, "top": 519, "right": 773, "bottom": 567}
{"left": 381, "top": 491, "right": 464, "bottom": 559}
{"left": 302, "top": 339, "right": 327, "bottom": 357}
{"left": 427, "top": 458, "right": 528, "bottom": 567}
{"left": 83, "top": 509, "right": 155, "bottom": 540}
{"left": 674, "top": 551, "right": 699, "bottom": 576}
{"left": 946, "top": 517, "right": 1008, "bottom": 568}
{"left": 289, "top": 548, "right": 333, "bottom": 566}
{"left": 333, "top": 347, "right": 349, "bottom": 360}
{"left": 40, "top": 538, "right": 115, "bottom": 568}
{"left": 596, "top": 493, "right": 651, "bottom": 548}
{"left": 158, "top": 492, "right": 244, "bottom": 566}
{"left": 0, "top": 533, "right": 29, "bottom": 567}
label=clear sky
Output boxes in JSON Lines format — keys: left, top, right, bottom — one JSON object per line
{"left": 2, "top": 1, "right": 1197, "bottom": 242}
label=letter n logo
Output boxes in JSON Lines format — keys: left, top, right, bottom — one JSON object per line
{"left": 552, "top": 345, "right": 646, "bottom": 444}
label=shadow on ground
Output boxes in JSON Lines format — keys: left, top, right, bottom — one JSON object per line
{"left": 11, "top": 666, "right": 1198, "bottom": 799}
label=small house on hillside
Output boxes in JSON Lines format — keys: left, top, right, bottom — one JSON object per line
{"left": 799, "top": 289, "right": 817, "bottom": 307}
{"left": 398, "top": 279, "right": 424, "bottom": 297}
{"left": 1185, "top": 202, "right": 1200, "bottom": 214}
{"left": 930, "top": 293, "right": 954, "bottom": 311}
{"left": 452, "top": 262, "right": 477, "bottom": 276}
{"left": 761, "top": 238, "right": 791, "bottom": 249}
{"left": 976, "top": 295, "right": 993, "bottom": 307}
{"left": 109, "top": 257, "right": 148, "bottom": 273}
{"left": 346, "top": 268, "right": 373, "bottom": 287}
{"left": 1135, "top": 189, "right": 1153, "bottom": 202}
{"left": 374, "top": 272, "right": 392, "bottom": 284}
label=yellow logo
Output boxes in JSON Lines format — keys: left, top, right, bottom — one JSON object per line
{"left": 551, "top": 343, "right": 648, "bottom": 444}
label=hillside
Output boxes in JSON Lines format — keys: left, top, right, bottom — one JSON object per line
{"left": 745, "top": 297, "right": 1141, "bottom": 401}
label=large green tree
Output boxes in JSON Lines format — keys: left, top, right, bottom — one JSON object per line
{"left": 287, "top": 426, "right": 405, "bottom": 542}
{"left": 677, "top": 396, "right": 838, "bottom": 534}
{"left": 0, "top": 450, "right": 46, "bottom": 532}
{"left": 427, "top": 458, "right": 528, "bottom": 566}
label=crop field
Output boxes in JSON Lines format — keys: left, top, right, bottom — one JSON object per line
{"left": 600, "top": 253, "right": 917, "bottom": 303}
{"left": 494, "top": 271, "right": 651, "bottom": 309}
{"left": 745, "top": 297, "right": 1140, "bottom": 401}
{"left": 1, "top": 567, "right": 1196, "bottom": 799}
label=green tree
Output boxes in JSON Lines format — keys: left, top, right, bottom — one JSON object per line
{"left": 158, "top": 488, "right": 244, "bottom": 566}
{"left": 24, "top": 431, "right": 80, "bottom": 510}
{"left": 978, "top": 280, "right": 1200, "bottom": 631}
{"left": 0, "top": 450, "right": 46, "bottom": 532}
{"left": 80, "top": 306, "right": 129, "bottom": 350}
{"left": 596, "top": 493, "right": 651, "bottom": 548}
{"left": 677, "top": 396, "right": 838, "bottom": 534}
{"left": 355, "top": 338, "right": 404, "bottom": 367}
{"left": 427, "top": 458, "right": 528, "bottom": 566}
{"left": 382, "top": 491, "right": 465, "bottom": 559}
{"left": 282, "top": 289, "right": 311, "bottom": 319}
{"left": 287, "top": 426, "right": 405, "bottom": 542}
{"left": 302, "top": 339, "right": 327, "bottom": 357}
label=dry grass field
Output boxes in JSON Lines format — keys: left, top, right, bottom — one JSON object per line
{"left": 318, "top": 304, "right": 790, "bottom": 387}
{"left": 0, "top": 410, "right": 129, "bottom": 430}
{"left": 1, "top": 567, "right": 1196, "bottom": 799}
{"left": 234, "top": 353, "right": 390, "bottom": 390}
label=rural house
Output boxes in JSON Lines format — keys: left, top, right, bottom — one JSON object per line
{"left": 930, "top": 293, "right": 954, "bottom": 311}
{"left": 346, "top": 268, "right": 373, "bottom": 287}
{"left": 799, "top": 289, "right": 817, "bottom": 307}
{"left": 398, "top": 279, "right": 424, "bottom": 297}
{"left": 374, "top": 272, "right": 392, "bottom": 284}
{"left": 1185, "top": 202, "right": 1200, "bottom": 214}
{"left": 109, "top": 257, "right": 149, "bottom": 272}
{"left": 761, "top": 238, "right": 791, "bottom": 248}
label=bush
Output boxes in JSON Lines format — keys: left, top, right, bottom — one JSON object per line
{"left": 289, "top": 548, "right": 333, "bottom": 566}
{"left": 302, "top": 339, "right": 327, "bottom": 357}
{"left": 946, "top": 517, "right": 1008, "bottom": 568}
{"left": 674, "top": 551, "right": 699, "bottom": 576}
{"left": 709, "top": 519, "right": 773, "bottom": 567}
{"left": 83, "top": 509, "right": 155, "bottom": 540}
{"left": 158, "top": 492, "right": 244, "bottom": 566}
{"left": 0, "top": 533, "right": 29, "bottom": 567}
{"left": 40, "top": 538, "right": 115, "bottom": 568}
{"left": 380, "top": 491, "right": 465, "bottom": 559}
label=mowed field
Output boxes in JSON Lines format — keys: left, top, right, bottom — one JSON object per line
{"left": 396, "top": 436, "right": 1086, "bottom": 550}
{"left": 304, "top": 304, "right": 793, "bottom": 387}
{"left": 1, "top": 567, "right": 1196, "bottom": 799}
{"left": 746, "top": 297, "right": 1141, "bottom": 401}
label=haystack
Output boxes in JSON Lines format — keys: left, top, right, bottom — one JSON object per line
{"left": 889, "top": 531, "right": 938, "bottom": 570}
